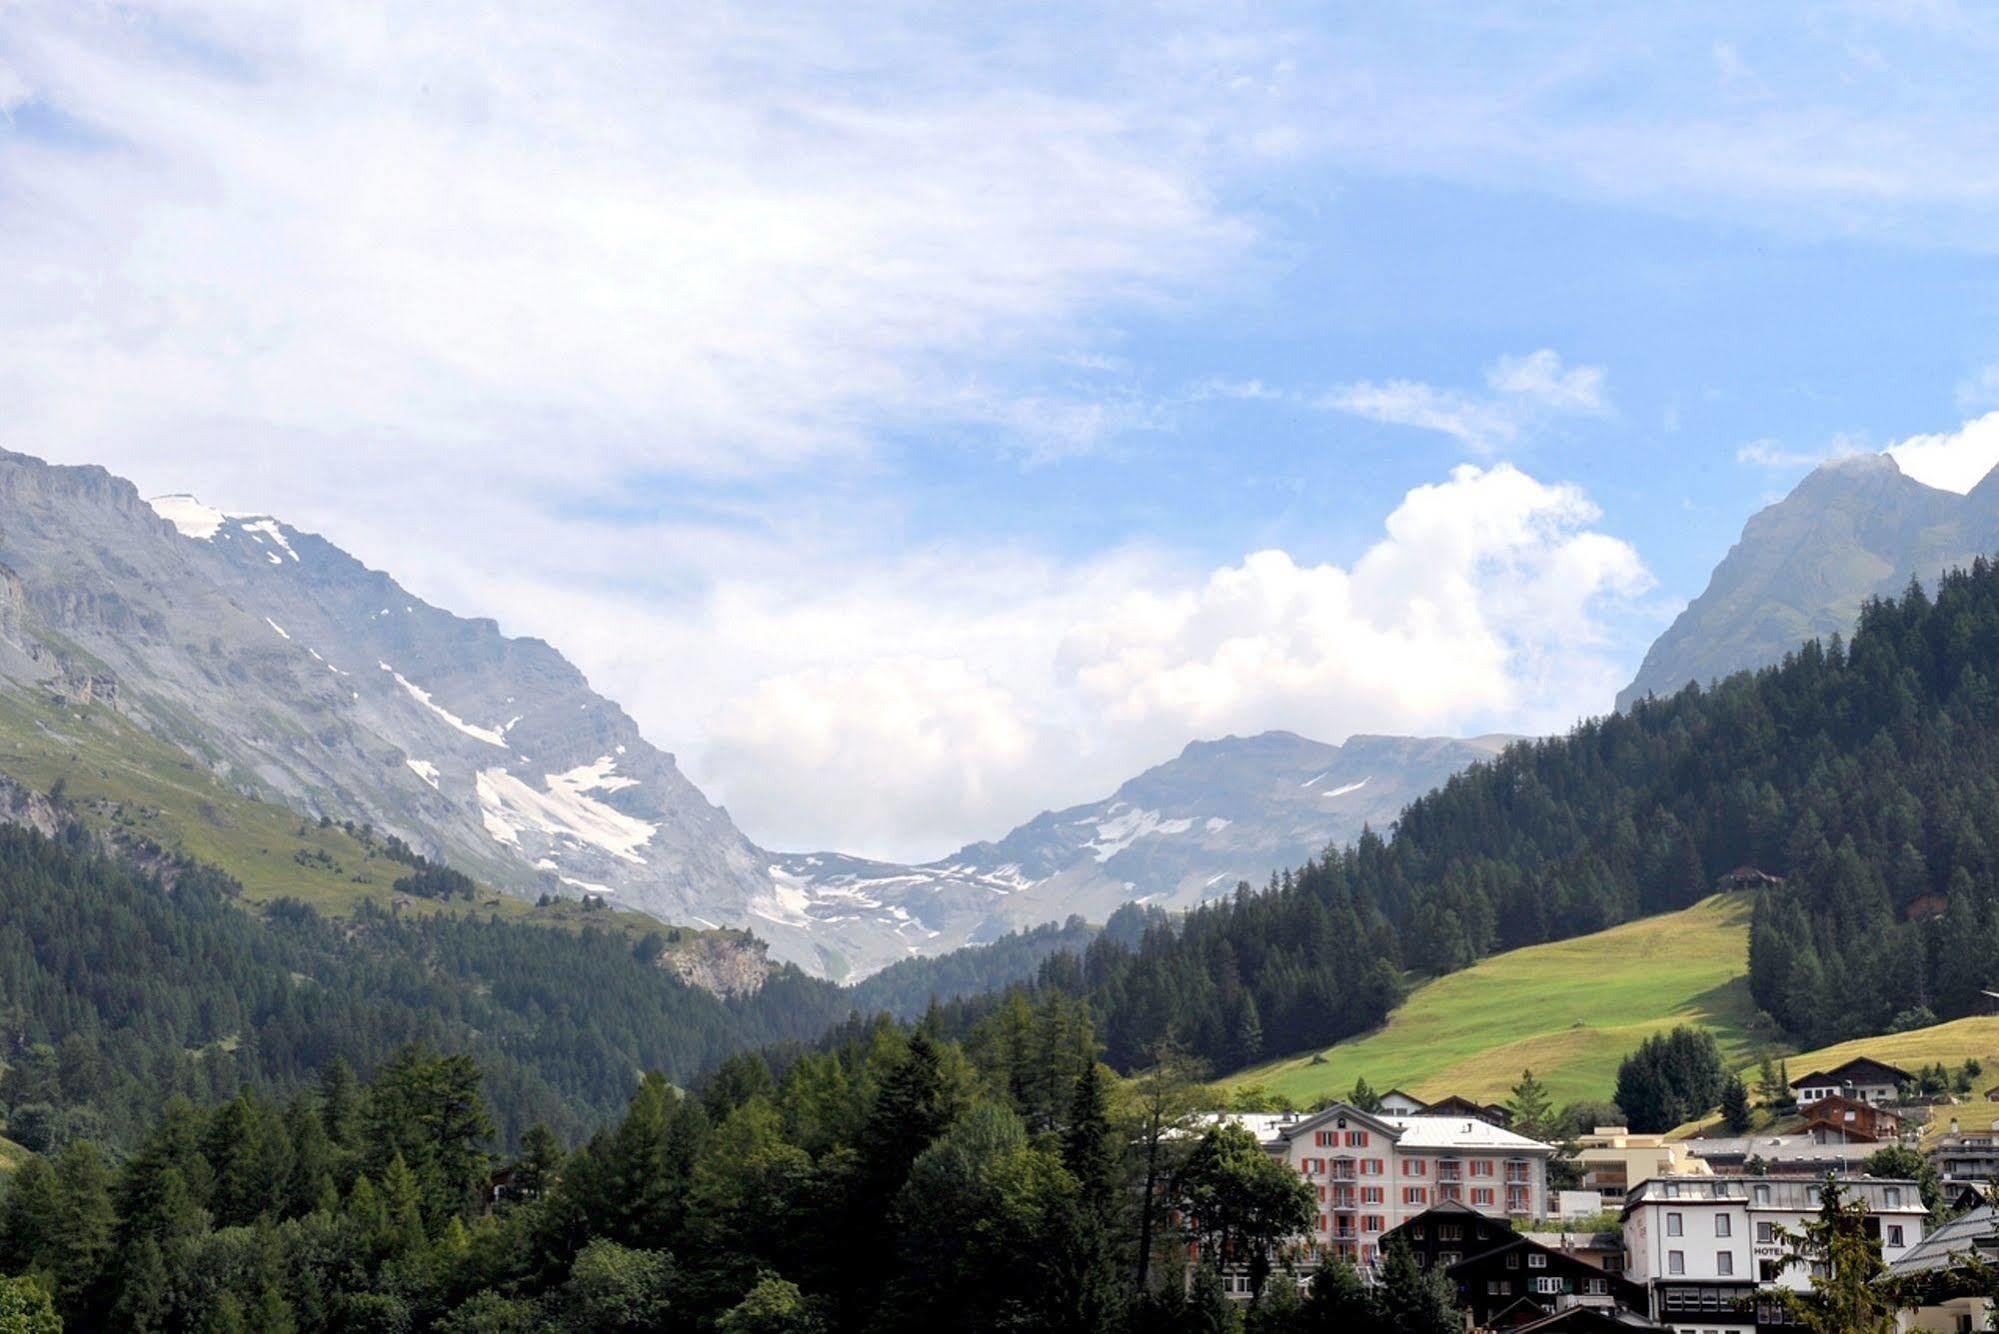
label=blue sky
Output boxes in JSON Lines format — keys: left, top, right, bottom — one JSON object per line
{"left": 8, "top": 2, "right": 1999, "bottom": 858}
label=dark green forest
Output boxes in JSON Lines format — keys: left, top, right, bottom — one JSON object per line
{"left": 0, "top": 1006, "right": 1463, "bottom": 1333}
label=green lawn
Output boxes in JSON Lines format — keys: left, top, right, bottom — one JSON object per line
{"left": 1223, "top": 893, "right": 1779, "bottom": 1109}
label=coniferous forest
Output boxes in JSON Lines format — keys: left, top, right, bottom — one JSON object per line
{"left": 0, "top": 1004, "right": 1471, "bottom": 1333}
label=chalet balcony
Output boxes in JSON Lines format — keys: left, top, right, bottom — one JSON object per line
{"left": 1330, "top": 1162, "right": 1356, "bottom": 1180}
{"left": 1504, "top": 1166, "right": 1532, "bottom": 1184}
{"left": 1437, "top": 1163, "right": 1463, "bottom": 1182}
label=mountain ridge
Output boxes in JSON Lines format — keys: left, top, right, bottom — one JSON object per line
{"left": 0, "top": 446, "right": 1514, "bottom": 979}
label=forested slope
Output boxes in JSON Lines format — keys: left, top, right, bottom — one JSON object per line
{"left": 992, "top": 560, "right": 1999, "bottom": 1074}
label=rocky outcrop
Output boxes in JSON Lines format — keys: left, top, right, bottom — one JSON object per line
{"left": 656, "top": 930, "right": 770, "bottom": 999}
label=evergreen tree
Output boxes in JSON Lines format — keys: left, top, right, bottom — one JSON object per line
{"left": 1768, "top": 1177, "right": 1905, "bottom": 1332}
{"left": 1507, "top": 1070, "right": 1558, "bottom": 1144}
{"left": 1720, "top": 1074, "right": 1753, "bottom": 1134}
{"left": 1376, "top": 1235, "right": 1462, "bottom": 1334}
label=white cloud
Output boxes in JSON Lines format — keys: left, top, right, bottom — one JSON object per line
{"left": 681, "top": 463, "right": 1652, "bottom": 860}
{"left": 0, "top": 2, "right": 1263, "bottom": 488}
{"left": 1064, "top": 463, "right": 1650, "bottom": 740}
{"left": 1885, "top": 411, "right": 1999, "bottom": 492}
{"left": 1321, "top": 350, "right": 1609, "bottom": 453}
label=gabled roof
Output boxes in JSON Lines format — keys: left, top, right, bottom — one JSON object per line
{"left": 1424, "top": 1092, "right": 1513, "bottom": 1122}
{"left": 1790, "top": 1056, "right": 1914, "bottom": 1088}
{"left": 1272, "top": 1101, "right": 1405, "bottom": 1143}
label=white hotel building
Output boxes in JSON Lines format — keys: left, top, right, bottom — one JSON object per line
{"left": 1225, "top": 1104, "right": 1555, "bottom": 1267}
{"left": 1621, "top": 1173, "right": 1926, "bottom": 1332}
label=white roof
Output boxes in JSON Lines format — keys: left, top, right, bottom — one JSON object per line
{"left": 1207, "top": 1108, "right": 1553, "bottom": 1153}
{"left": 1379, "top": 1114, "right": 1551, "bottom": 1152}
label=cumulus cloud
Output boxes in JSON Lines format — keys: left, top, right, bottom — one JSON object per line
{"left": 1885, "top": 411, "right": 1999, "bottom": 493}
{"left": 1321, "top": 350, "right": 1609, "bottom": 453}
{"left": 1064, "top": 462, "right": 1650, "bottom": 741}
{"left": 688, "top": 463, "right": 1652, "bottom": 860}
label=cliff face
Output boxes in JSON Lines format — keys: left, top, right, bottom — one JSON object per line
{"left": 656, "top": 930, "right": 771, "bottom": 1000}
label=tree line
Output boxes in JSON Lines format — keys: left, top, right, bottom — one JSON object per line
{"left": 0, "top": 1009, "right": 1467, "bottom": 1332}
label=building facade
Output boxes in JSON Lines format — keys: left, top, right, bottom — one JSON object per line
{"left": 1575, "top": 1128, "right": 1715, "bottom": 1202}
{"left": 1620, "top": 1174, "right": 1926, "bottom": 1333}
{"left": 1228, "top": 1103, "right": 1555, "bottom": 1268}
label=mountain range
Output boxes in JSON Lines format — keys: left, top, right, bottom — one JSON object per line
{"left": 1619, "top": 451, "right": 1999, "bottom": 708}
{"left": 0, "top": 448, "right": 1509, "bottom": 979}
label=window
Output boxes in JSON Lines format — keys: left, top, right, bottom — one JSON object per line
{"left": 1755, "top": 1221, "right": 1773, "bottom": 1244}
{"left": 1754, "top": 1185, "right": 1770, "bottom": 1206}
{"left": 1667, "top": 1212, "right": 1684, "bottom": 1237}
{"left": 1438, "top": 1224, "right": 1462, "bottom": 1241}
{"left": 1471, "top": 1188, "right": 1493, "bottom": 1206}
{"left": 1888, "top": 1225, "right": 1905, "bottom": 1247}
{"left": 1361, "top": 1187, "right": 1383, "bottom": 1205}
{"left": 1405, "top": 1159, "right": 1426, "bottom": 1176}
{"left": 1585, "top": 1278, "right": 1608, "bottom": 1295}
{"left": 1717, "top": 1252, "right": 1734, "bottom": 1277}
{"left": 1438, "top": 1251, "right": 1460, "bottom": 1267}
{"left": 1527, "top": 1254, "right": 1546, "bottom": 1269}
{"left": 1506, "top": 1253, "right": 1519, "bottom": 1269}
{"left": 1664, "top": 1182, "right": 1681, "bottom": 1198}
{"left": 1404, "top": 1187, "right": 1427, "bottom": 1206}
{"left": 1472, "top": 1159, "right": 1494, "bottom": 1177}
{"left": 1668, "top": 1251, "right": 1685, "bottom": 1276}
{"left": 1362, "top": 1215, "right": 1384, "bottom": 1234}
{"left": 1533, "top": 1277, "right": 1563, "bottom": 1295}
{"left": 1345, "top": 1131, "right": 1370, "bottom": 1148}
{"left": 1362, "top": 1158, "right": 1385, "bottom": 1176}
{"left": 1714, "top": 1215, "right": 1731, "bottom": 1238}
{"left": 1885, "top": 1188, "right": 1902, "bottom": 1208}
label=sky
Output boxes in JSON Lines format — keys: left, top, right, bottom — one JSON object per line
{"left": 9, "top": 2, "right": 1999, "bottom": 861}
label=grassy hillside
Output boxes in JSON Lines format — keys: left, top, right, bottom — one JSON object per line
{"left": 0, "top": 685, "right": 670, "bottom": 943}
{"left": 1224, "top": 893, "right": 1777, "bottom": 1109}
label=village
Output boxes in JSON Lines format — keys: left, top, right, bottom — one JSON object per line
{"left": 1214, "top": 1056, "right": 1999, "bottom": 1331}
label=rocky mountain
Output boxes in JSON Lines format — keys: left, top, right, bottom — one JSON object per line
{"left": 767, "top": 730, "right": 1514, "bottom": 957}
{"left": 0, "top": 448, "right": 1513, "bottom": 980}
{"left": 1618, "top": 452, "right": 1999, "bottom": 709}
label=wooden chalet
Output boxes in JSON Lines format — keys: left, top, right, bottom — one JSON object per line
{"left": 1800, "top": 1092, "right": 1907, "bottom": 1144}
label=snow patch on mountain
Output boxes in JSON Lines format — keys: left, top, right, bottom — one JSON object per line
{"left": 148, "top": 494, "right": 226, "bottom": 540}
{"left": 382, "top": 664, "right": 509, "bottom": 747}
{"left": 238, "top": 518, "right": 299, "bottom": 562}
{"left": 1087, "top": 805, "right": 1194, "bottom": 862}
{"left": 475, "top": 765, "right": 659, "bottom": 864}
{"left": 405, "top": 758, "right": 440, "bottom": 789}
{"left": 1323, "top": 777, "right": 1370, "bottom": 798}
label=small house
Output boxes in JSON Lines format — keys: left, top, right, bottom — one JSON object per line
{"left": 1789, "top": 1056, "right": 1913, "bottom": 1107}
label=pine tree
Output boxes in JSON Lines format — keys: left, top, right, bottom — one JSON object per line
{"left": 1721, "top": 1074, "right": 1753, "bottom": 1133}
{"left": 1507, "top": 1069, "right": 1558, "bottom": 1143}
{"left": 1348, "top": 1076, "right": 1381, "bottom": 1112}
{"left": 1768, "top": 1177, "right": 1904, "bottom": 1332}
{"left": 1377, "top": 1234, "right": 1461, "bottom": 1333}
